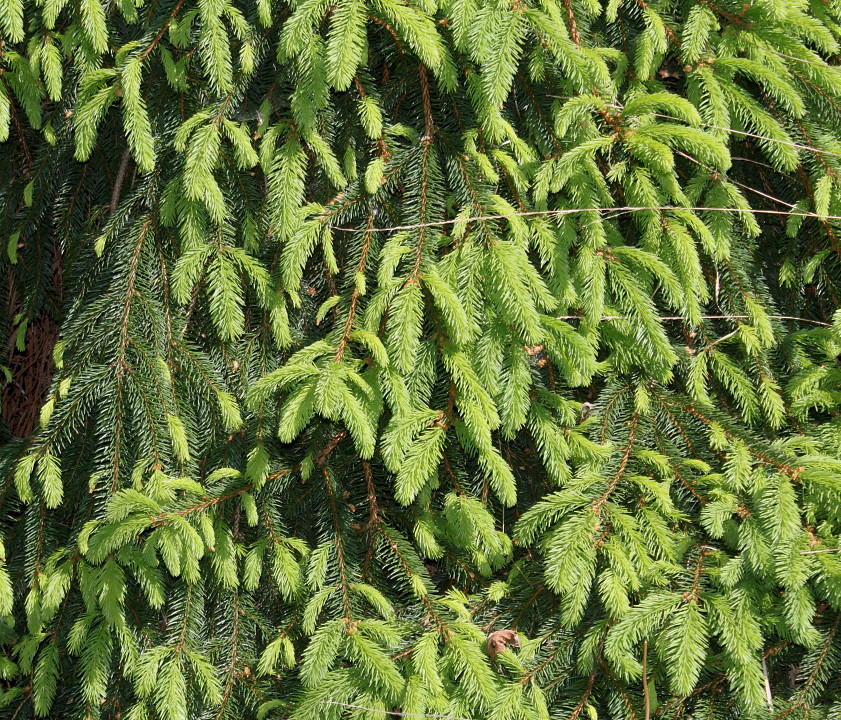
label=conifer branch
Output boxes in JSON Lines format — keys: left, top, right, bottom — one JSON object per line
{"left": 336, "top": 210, "right": 374, "bottom": 362}
{"left": 594, "top": 414, "right": 638, "bottom": 513}
{"left": 139, "top": 0, "right": 185, "bottom": 61}
{"left": 562, "top": 0, "right": 581, "bottom": 46}
{"left": 323, "top": 468, "right": 352, "bottom": 621}
{"left": 4, "top": 1, "right": 841, "bottom": 716}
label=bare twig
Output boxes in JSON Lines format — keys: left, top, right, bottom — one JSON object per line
{"left": 643, "top": 640, "right": 651, "bottom": 720}
{"left": 110, "top": 148, "right": 132, "bottom": 213}
{"left": 328, "top": 204, "right": 841, "bottom": 234}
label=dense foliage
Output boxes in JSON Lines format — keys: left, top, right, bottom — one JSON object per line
{"left": 2, "top": 0, "right": 841, "bottom": 718}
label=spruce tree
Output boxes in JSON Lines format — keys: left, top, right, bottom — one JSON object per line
{"left": 2, "top": 0, "right": 841, "bottom": 718}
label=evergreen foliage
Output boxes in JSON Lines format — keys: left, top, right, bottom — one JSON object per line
{"left": 1, "top": 0, "right": 841, "bottom": 718}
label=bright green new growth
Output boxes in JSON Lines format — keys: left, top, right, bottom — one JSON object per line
{"left": 1, "top": 0, "right": 841, "bottom": 718}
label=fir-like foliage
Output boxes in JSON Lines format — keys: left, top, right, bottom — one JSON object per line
{"left": 1, "top": 0, "right": 841, "bottom": 719}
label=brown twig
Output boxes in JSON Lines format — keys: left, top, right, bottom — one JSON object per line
{"left": 110, "top": 148, "right": 132, "bottom": 213}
